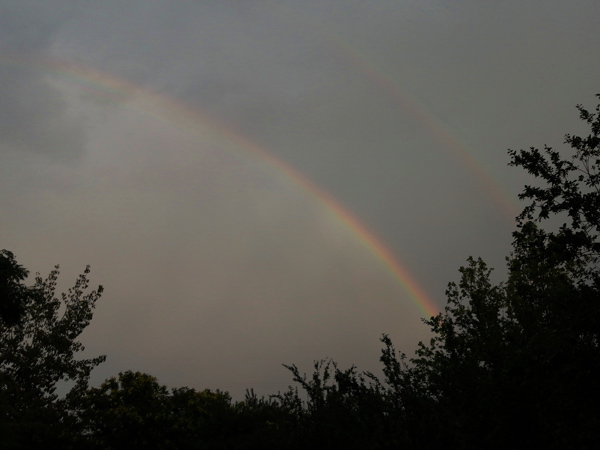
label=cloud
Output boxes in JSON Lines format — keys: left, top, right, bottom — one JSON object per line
{"left": 0, "top": 3, "right": 87, "bottom": 160}
{"left": 0, "top": 68, "right": 86, "bottom": 159}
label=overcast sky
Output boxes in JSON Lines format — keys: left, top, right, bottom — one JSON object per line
{"left": 1, "top": 0, "right": 599, "bottom": 398}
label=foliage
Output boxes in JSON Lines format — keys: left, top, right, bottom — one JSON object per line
{"left": 77, "top": 371, "right": 248, "bottom": 450}
{"left": 395, "top": 95, "right": 600, "bottom": 448}
{"left": 508, "top": 97, "right": 600, "bottom": 285}
{"left": 276, "top": 360, "right": 390, "bottom": 449}
{"left": 170, "top": 385, "right": 234, "bottom": 447}
{"left": 77, "top": 371, "right": 175, "bottom": 449}
{"left": 0, "top": 250, "right": 29, "bottom": 326}
{"left": 0, "top": 255, "right": 105, "bottom": 448}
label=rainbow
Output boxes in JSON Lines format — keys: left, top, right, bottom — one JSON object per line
{"left": 328, "top": 39, "right": 520, "bottom": 221}
{"left": 1, "top": 54, "right": 439, "bottom": 318}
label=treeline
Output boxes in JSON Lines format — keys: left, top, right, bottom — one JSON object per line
{"left": 2, "top": 96, "right": 600, "bottom": 449}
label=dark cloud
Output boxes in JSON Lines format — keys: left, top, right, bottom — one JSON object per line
{"left": 0, "top": 1, "right": 75, "bottom": 52}
{"left": 0, "top": 2, "right": 87, "bottom": 160}
{"left": 0, "top": 68, "right": 86, "bottom": 159}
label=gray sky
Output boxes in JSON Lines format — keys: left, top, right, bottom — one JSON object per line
{"left": 1, "top": 0, "right": 599, "bottom": 398}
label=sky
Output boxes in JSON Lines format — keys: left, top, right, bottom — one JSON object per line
{"left": 1, "top": 0, "right": 599, "bottom": 399}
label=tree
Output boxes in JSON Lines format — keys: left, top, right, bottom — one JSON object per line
{"left": 0, "top": 250, "right": 28, "bottom": 326}
{"left": 389, "top": 95, "right": 600, "bottom": 448}
{"left": 169, "top": 385, "right": 234, "bottom": 448}
{"left": 77, "top": 371, "right": 238, "bottom": 450}
{"left": 76, "top": 371, "right": 174, "bottom": 449}
{"left": 0, "top": 253, "right": 105, "bottom": 448}
{"left": 508, "top": 97, "right": 600, "bottom": 286}
{"left": 278, "top": 360, "right": 392, "bottom": 449}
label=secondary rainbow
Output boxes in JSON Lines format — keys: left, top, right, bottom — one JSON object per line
{"left": 268, "top": 2, "right": 519, "bottom": 221}
{"left": 1, "top": 54, "right": 439, "bottom": 318}
{"left": 327, "top": 37, "right": 521, "bottom": 221}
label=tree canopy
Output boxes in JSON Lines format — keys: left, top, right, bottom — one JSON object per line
{"left": 0, "top": 260, "right": 105, "bottom": 449}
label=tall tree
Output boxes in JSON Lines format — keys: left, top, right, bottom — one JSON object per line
{"left": 391, "top": 95, "right": 600, "bottom": 448}
{"left": 0, "top": 254, "right": 105, "bottom": 448}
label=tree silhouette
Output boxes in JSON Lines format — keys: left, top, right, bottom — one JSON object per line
{"left": 386, "top": 95, "right": 600, "bottom": 448}
{"left": 0, "top": 256, "right": 105, "bottom": 448}
{"left": 0, "top": 250, "right": 28, "bottom": 326}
